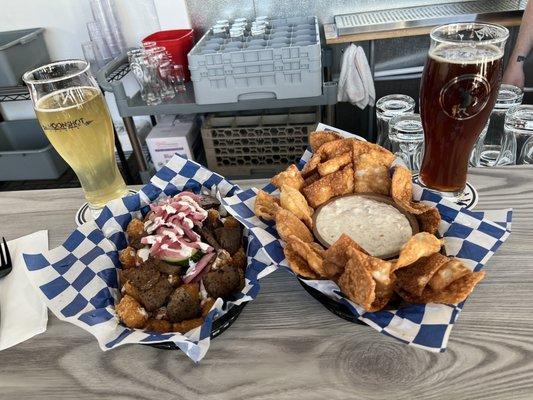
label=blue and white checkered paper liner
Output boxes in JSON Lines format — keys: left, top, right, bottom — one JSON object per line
{"left": 221, "top": 132, "right": 513, "bottom": 353}
{"left": 22, "top": 155, "right": 276, "bottom": 362}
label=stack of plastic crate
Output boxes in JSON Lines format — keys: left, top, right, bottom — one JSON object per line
{"left": 201, "top": 108, "right": 318, "bottom": 177}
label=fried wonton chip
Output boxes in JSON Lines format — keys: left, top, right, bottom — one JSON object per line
{"left": 391, "top": 166, "right": 433, "bottom": 214}
{"left": 301, "top": 153, "right": 322, "bottom": 177}
{"left": 318, "top": 152, "right": 352, "bottom": 176}
{"left": 352, "top": 141, "right": 395, "bottom": 195}
{"left": 271, "top": 164, "right": 304, "bottom": 190}
{"left": 394, "top": 232, "right": 443, "bottom": 269}
{"left": 309, "top": 130, "right": 343, "bottom": 152}
{"left": 323, "top": 234, "right": 368, "bottom": 277}
{"left": 424, "top": 271, "right": 485, "bottom": 304}
{"left": 317, "top": 138, "right": 354, "bottom": 160}
{"left": 352, "top": 140, "right": 395, "bottom": 163}
{"left": 284, "top": 243, "right": 319, "bottom": 279}
{"left": 280, "top": 185, "right": 314, "bottom": 227}
{"left": 394, "top": 253, "right": 450, "bottom": 297}
{"left": 275, "top": 208, "right": 314, "bottom": 243}
{"left": 338, "top": 247, "right": 395, "bottom": 311}
{"left": 416, "top": 207, "right": 441, "bottom": 235}
{"left": 254, "top": 190, "right": 281, "bottom": 221}
{"left": 286, "top": 235, "right": 328, "bottom": 277}
{"left": 303, "top": 172, "right": 321, "bottom": 187}
{"left": 338, "top": 249, "right": 376, "bottom": 311}
{"left": 394, "top": 254, "right": 484, "bottom": 305}
{"left": 427, "top": 259, "right": 471, "bottom": 291}
{"left": 302, "top": 165, "right": 354, "bottom": 208}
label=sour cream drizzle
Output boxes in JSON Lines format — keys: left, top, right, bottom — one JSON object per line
{"left": 141, "top": 192, "right": 213, "bottom": 259}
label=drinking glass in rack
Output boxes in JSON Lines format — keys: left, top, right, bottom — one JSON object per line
{"left": 376, "top": 94, "right": 416, "bottom": 150}
{"left": 470, "top": 84, "right": 523, "bottom": 166}
{"left": 128, "top": 49, "right": 162, "bottom": 105}
{"left": 388, "top": 114, "right": 425, "bottom": 173}
{"left": 505, "top": 105, "right": 533, "bottom": 165}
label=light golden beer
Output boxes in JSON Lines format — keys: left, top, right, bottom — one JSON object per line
{"left": 35, "top": 86, "right": 127, "bottom": 208}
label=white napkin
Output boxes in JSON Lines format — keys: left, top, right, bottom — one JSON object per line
{"left": 337, "top": 44, "right": 375, "bottom": 109}
{"left": 354, "top": 45, "right": 375, "bottom": 108}
{"left": 0, "top": 231, "right": 48, "bottom": 350}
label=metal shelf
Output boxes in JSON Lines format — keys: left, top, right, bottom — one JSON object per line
{"left": 0, "top": 86, "right": 30, "bottom": 102}
{"left": 97, "top": 55, "right": 337, "bottom": 118}
{"left": 113, "top": 81, "right": 337, "bottom": 117}
{"left": 96, "top": 54, "right": 337, "bottom": 182}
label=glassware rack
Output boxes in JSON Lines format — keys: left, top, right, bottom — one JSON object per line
{"left": 96, "top": 52, "right": 338, "bottom": 182}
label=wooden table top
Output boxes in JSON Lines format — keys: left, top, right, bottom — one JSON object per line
{"left": 1, "top": 167, "right": 532, "bottom": 400}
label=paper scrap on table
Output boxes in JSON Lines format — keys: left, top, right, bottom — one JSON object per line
{"left": 0, "top": 231, "right": 48, "bottom": 350}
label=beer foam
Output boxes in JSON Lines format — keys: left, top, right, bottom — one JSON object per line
{"left": 35, "top": 86, "right": 100, "bottom": 112}
{"left": 429, "top": 44, "right": 503, "bottom": 64}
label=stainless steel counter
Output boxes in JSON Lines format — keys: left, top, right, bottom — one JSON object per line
{"left": 333, "top": 0, "right": 527, "bottom": 37}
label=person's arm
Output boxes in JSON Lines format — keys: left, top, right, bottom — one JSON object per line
{"left": 503, "top": 0, "right": 533, "bottom": 88}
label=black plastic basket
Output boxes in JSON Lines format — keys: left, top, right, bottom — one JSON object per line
{"left": 149, "top": 302, "right": 247, "bottom": 350}
{"left": 298, "top": 280, "right": 365, "bottom": 324}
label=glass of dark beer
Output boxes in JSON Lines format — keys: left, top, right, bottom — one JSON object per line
{"left": 419, "top": 23, "right": 509, "bottom": 199}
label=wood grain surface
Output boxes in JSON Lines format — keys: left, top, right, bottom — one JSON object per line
{"left": 1, "top": 168, "right": 533, "bottom": 400}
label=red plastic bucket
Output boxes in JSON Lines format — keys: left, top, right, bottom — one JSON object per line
{"left": 142, "top": 29, "right": 195, "bottom": 81}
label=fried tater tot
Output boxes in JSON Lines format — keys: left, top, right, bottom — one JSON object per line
{"left": 223, "top": 215, "right": 241, "bottom": 228}
{"left": 116, "top": 295, "right": 148, "bottom": 329}
{"left": 119, "top": 246, "right": 137, "bottom": 269}
{"left": 172, "top": 318, "right": 204, "bottom": 334}
{"left": 145, "top": 319, "right": 172, "bottom": 333}
{"left": 201, "top": 298, "right": 216, "bottom": 317}
{"left": 126, "top": 218, "right": 145, "bottom": 241}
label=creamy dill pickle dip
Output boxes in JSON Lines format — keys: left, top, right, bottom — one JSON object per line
{"left": 314, "top": 195, "right": 413, "bottom": 258}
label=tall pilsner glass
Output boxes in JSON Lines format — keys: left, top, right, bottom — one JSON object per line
{"left": 23, "top": 60, "right": 128, "bottom": 210}
{"left": 419, "top": 23, "right": 508, "bottom": 198}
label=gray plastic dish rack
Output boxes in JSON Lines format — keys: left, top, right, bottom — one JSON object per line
{"left": 188, "top": 16, "right": 322, "bottom": 105}
{"left": 201, "top": 108, "right": 318, "bottom": 178}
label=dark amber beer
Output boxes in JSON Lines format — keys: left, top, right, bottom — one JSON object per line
{"left": 419, "top": 24, "right": 508, "bottom": 196}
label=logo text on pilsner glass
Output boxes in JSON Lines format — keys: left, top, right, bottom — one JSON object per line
{"left": 439, "top": 74, "right": 491, "bottom": 120}
{"left": 42, "top": 118, "right": 94, "bottom": 131}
